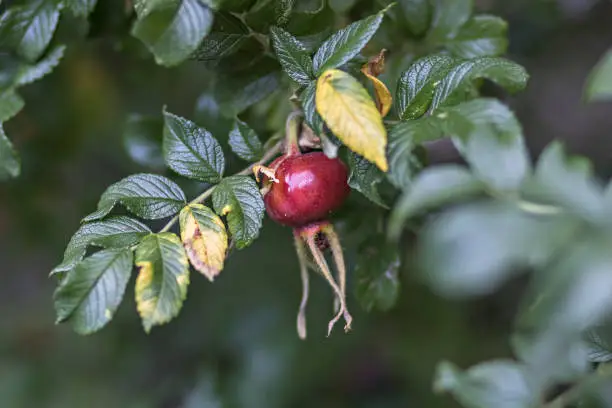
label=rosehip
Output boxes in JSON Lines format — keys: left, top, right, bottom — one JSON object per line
{"left": 263, "top": 152, "right": 350, "bottom": 228}
{"left": 258, "top": 113, "right": 353, "bottom": 339}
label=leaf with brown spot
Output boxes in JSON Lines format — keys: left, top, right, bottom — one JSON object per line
{"left": 179, "top": 204, "right": 228, "bottom": 282}
{"left": 316, "top": 69, "right": 388, "bottom": 171}
{"left": 361, "top": 50, "right": 392, "bottom": 117}
{"left": 134, "top": 233, "right": 189, "bottom": 333}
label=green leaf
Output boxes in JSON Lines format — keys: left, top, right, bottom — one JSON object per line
{"left": 396, "top": 54, "right": 457, "bottom": 120}
{"left": 216, "top": 0, "right": 256, "bottom": 12}
{"left": 67, "top": 0, "right": 98, "bottom": 17}
{"left": 16, "top": 45, "right": 65, "bottom": 86}
{"left": 312, "top": 12, "right": 383, "bottom": 75}
{"left": 162, "top": 109, "right": 225, "bottom": 182}
{"left": 134, "top": 0, "right": 176, "bottom": 18}
{"left": 433, "top": 360, "right": 537, "bottom": 408}
{"left": 431, "top": 57, "right": 529, "bottom": 111}
{"left": 0, "top": 0, "right": 61, "bottom": 62}
{"left": 528, "top": 141, "right": 605, "bottom": 224}
{"left": 512, "top": 238, "right": 612, "bottom": 386}
{"left": 123, "top": 114, "right": 165, "bottom": 170}
{"left": 248, "top": 0, "right": 304, "bottom": 32}
{"left": 512, "top": 329, "right": 590, "bottom": 386}
{"left": 427, "top": 0, "right": 473, "bottom": 42}
{"left": 452, "top": 101, "right": 530, "bottom": 192}
{"left": 244, "top": 0, "right": 276, "bottom": 33}
{"left": 216, "top": 58, "right": 281, "bottom": 115}
{"left": 228, "top": 120, "right": 263, "bottom": 162}
{"left": 586, "top": 324, "right": 612, "bottom": 363}
{"left": 285, "top": 0, "right": 333, "bottom": 49}
{"left": 212, "top": 175, "right": 264, "bottom": 249}
{"left": 0, "top": 90, "right": 24, "bottom": 122}
{"left": 388, "top": 98, "right": 524, "bottom": 189}
{"left": 0, "top": 123, "right": 20, "bottom": 180}
{"left": 585, "top": 49, "right": 612, "bottom": 102}
{"left": 83, "top": 174, "right": 187, "bottom": 222}
{"left": 198, "top": 33, "right": 265, "bottom": 71}
{"left": 354, "top": 235, "right": 400, "bottom": 312}
{"left": 286, "top": 0, "right": 330, "bottom": 32}
{"left": 300, "top": 80, "right": 324, "bottom": 134}
{"left": 51, "top": 216, "right": 151, "bottom": 275}
{"left": 517, "top": 237, "right": 612, "bottom": 336}
{"left": 329, "top": 0, "right": 355, "bottom": 13}
{"left": 135, "top": 233, "right": 190, "bottom": 332}
{"left": 54, "top": 248, "right": 133, "bottom": 335}
{"left": 131, "top": 0, "right": 214, "bottom": 67}
{"left": 347, "top": 152, "right": 387, "bottom": 208}
{"left": 577, "top": 379, "right": 612, "bottom": 408}
{"left": 388, "top": 165, "right": 485, "bottom": 240}
{"left": 419, "top": 201, "right": 578, "bottom": 298}
{"left": 437, "top": 98, "right": 523, "bottom": 140}
{"left": 191, "top": 12, "right": 248, "bottom": 61}
{"left": 0, "top": 53, "right": 21, "bottom": 91}
{"left": 397, "top": 0, "right": 432, "bottom": 36}
{"left": 438, "top": 79, "right": 480, "bottom": 108}
{"left": 387, "top": 117, "right": 441, "bottom": 188}
{"left": 193, "top": 92, "right": 234, "bottom": 138}
{"left": 461, "top": 126, "right": 529, "bottom": 193}
{"left": 275, "top": 0, "right": 295, "bottom": 25}
{"left": 270, "top": 26, "right": 313, "bottom": 85}
{"left": 445, "top": 15, "right": 508, "bottom": 58}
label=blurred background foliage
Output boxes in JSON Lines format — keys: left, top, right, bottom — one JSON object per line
{"left": 1, "top": 0, "right": 612, "bottom": 407}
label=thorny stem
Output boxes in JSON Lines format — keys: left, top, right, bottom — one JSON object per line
{"left": 158, "top": 142, "right": 283, "bottom": 233}
{"left": 294, "top": 232, "right": 311, "bottom": 340}
{"left": 306, "top": 234, "right": 353, "bottom": 336}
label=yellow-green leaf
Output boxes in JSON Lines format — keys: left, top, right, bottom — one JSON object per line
{"left": 179, "top": 204, "right": 228, "bottom": 282}
{"left": 134, "top": 233, "right": 190, "bottom": 333}
{"left": 316, "top": 69, "right": 388, "bottom": 171}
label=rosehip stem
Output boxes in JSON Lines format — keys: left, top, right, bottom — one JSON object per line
{"left": 284, "top": 110, "right": 303, "bottom": 157}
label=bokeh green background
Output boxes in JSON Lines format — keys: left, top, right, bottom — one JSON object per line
{"left": 1, "top": 0, "right": 612, "bottom": 406}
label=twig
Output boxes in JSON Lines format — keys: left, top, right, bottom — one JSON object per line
{"left": 159, "top": 142, "right": 282, "bottom": 233}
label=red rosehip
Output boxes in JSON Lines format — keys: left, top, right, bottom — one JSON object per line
{"left": 264, "top": 152, "right": 350, "bottom": 227}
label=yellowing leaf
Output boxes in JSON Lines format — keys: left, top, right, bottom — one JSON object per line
{"left": 179, "top": 204, "right": 228, "bottom": 282}
{"left": 134, "top": 233, "right": 190, "bottom": 333}
{"left": 316, "top": 69, "right": 388, "bottom": 171}
{"left": 361, "top": 50, "right": 392, "bottom": 117}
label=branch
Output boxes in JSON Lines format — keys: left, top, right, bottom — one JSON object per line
{"left": 159, "top": 142, "right": 282, "bottom": 233}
